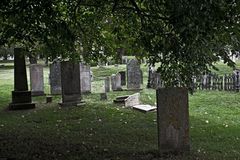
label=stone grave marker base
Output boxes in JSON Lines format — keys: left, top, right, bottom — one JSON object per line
{"left": 9, "top": 91, "right": 35, "bottom": 110}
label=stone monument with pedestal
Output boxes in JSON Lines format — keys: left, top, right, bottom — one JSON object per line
{"left": 9, "top": 48, "right": 35, "bottom": 110}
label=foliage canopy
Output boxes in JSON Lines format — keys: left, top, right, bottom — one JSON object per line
{"left": 1, "top": 0, "right": 240, "bottom": 87}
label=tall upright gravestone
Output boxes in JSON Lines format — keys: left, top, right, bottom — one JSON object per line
{"left": 49, "top": 61, "right": 61, "bottom": 95}
{"left": 60, "top": 61, "right": 83, "bottom": 107}
{"left": 127, "top": 59, "right": 141, "bottom": 90}
{"left": 30, "top": 64, "right": 45, "bottom": 96}
{"left": 156, "top": 87, "right": 190, "bottom": 153}
{"left": 9, "top": 48, "right": 35, "bottom": 110}
{"left": 79, "top": 63, "right": 91, "bottom": 94}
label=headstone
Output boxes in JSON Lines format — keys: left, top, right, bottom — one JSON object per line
{"left": 29, "top": 64, "right": 45, "bottom": 96}
{"left": 115, "top": 73, "right": 122, "bottom": 90}
{"left": 60, "top": 61, "right": 83, "bottom": 107}
{"left": 133, "top": 104, "right": 156, "bottom": 112}
{"left": 119, "top": 71, "right": 126, "bottom": 86}
{"left": 127, "top": 59, "right": 141, "bottom": 90}
{"left": 111, "top": 74, "right": 122, "bottom": 91}
{"left": 156, "top": 87, "right": 190, "bottom": 153}
{"left": 104, "top": 77, "right": 110, "bottom": 92}
{"left": 125, "top": 93, "right": 140, "bottom": 107}
{"left": 80, "top": 63, "right": 91, "bottom": 94}
{"left": 49, "top": 61, "right": 61, "bottom": 95}
{"left": 111, "top": 74, "right": 117, "bottom": 91}
{"left": 9, "top": 48, "right": 35, "bottom": 110}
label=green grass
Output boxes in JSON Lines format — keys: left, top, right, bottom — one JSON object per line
{"left": 0, "top": 62, "right": 240, "bottom": 159}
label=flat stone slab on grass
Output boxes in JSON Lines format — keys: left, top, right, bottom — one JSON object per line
{"left": 133, "top": 104, "right": 156, "bottom": 112}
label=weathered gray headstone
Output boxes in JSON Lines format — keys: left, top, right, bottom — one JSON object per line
{"left": 80, "top": 63, "right": 91, "bottom": 94}
{"left": 9, "top": 48, "right": 35, "bottom": 110}
{"left": 111, "top": 74, "right": 117, "bottom": 91}
{"left": 127, "top": 59, "right": 141, "bottom": 90}
{"left": 125, "top": 93, "right": 140, "bottom": 107}
{"left": 119, "top": 71, "right": 126, "bottom": 86}
{"left": 115, "top": 73, "right": 122, "bottom": 90}
{"left": 104, "top": 76, "right": 110, "bottom": 92}
{"left": 29, "top": 64, "right": 45, "bottom": 96}
{"left": 60, "top": 61, "right": 83, "bottom": 107}
{"left": 156, "top": 87, "right": 190, "bottom": 153}
{"left": 111, "top": 74, "right": 122, "bottom": 91}
{"left": 49, "top": 61, "right": 61, "bottom": 95}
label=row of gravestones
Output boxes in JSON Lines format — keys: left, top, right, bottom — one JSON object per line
{"left": 29, "top": 62, "right": 92, "bottom": 96}
{"left": 8, "top": 48, "right": 87, "bottom": 109}
{"left": 103, "top": 59, "right": 143, "bottom": 93}
{"left": 49, "top": 61, "right": 92, "bottom": 95}
{"left": 8, "top": 48, "right": 189, "bottom": 153}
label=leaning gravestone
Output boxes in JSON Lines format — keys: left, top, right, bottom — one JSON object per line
{"left": 119, "top": 71, "right": 126, "bottom": 86}
{"left": 9, "top": 48, "right": 35, "bottom": 110}
{"left": 156, "top": 87, "right": 190, "bottom": 153}
{"left": 127, "top": 59, "right": 141, "bottom": 90}
{"left": 29, "top": 64, "right": 45, "bottom": 96}
{"left": 60, "top": 61, "right": 83, "bottom": 107}
{"left": 49, "top": 61, "right": 61, "bottom": 95}
{"left": 125, "top": 93, "right": 140, "bottom": 107}
{"left": 79, "top": 63, "right": 91, "bottom": 94}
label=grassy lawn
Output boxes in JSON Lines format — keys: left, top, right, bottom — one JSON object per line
{"left": 0, "top": 61, "right": 240, "bottom": 159}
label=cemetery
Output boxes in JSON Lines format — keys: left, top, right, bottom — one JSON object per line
{"left": 0, "top": 55, "right": 240, "bottom": 159}
{"left": 0, "top": 1, "right": 240, "bottom": 160}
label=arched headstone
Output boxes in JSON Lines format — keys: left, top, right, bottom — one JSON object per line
{"left": 127, "top": 59, "right": 141, "bottom": 90}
